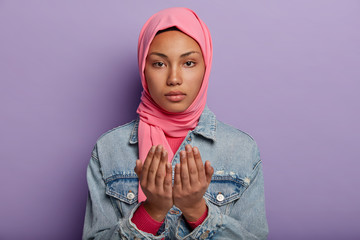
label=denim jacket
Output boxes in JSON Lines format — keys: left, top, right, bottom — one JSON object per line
{"left": 83, "top": 106, "right": 268, "bottom": 239}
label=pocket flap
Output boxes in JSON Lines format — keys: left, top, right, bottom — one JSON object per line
{"left": 105, "top": 173, "right": 139, "bottom": 205}
{"left": 205, "top": 174, "right": 248, "bottom": 206}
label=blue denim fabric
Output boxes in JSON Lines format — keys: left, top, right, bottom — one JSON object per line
{"left": 83, "top": 106, "right": 268, "bottom": 239}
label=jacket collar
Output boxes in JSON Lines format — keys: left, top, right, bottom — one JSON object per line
{"left": 129, "top": 105, "right": 217, "bottom": 144}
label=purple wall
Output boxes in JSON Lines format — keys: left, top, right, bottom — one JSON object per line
{"left": 1, "top": 1, "right": 359, "bottom": 239}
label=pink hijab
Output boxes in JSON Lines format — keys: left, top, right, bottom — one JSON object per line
{"left": 136, "top": 7, "right": 212, "bottom": 202}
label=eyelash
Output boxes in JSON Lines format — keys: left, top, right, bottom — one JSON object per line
{"left": 152, "top": 62, "right": 165, "bottom": 68}
{"left": 151, "top": 61, "right": 196, "bottom": 68}
{"left": 184, "top": 61, "right": 196, "bottom": 67}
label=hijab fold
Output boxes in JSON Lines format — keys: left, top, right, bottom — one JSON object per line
{"left": 136, "top": 7, "right": 212, "bottom": 202}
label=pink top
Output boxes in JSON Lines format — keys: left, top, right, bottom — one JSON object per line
{"left": 132, "top": 203, "right": 208, "bottom": 235}
{"left": 165, "top": 135, "right": 185, "bottom": 153}
{"left": 132, "top": 204, "right": 163, "bottom": 235}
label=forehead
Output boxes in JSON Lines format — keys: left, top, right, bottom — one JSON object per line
{"left": 148, "top": 30, "right": 202, "bottom": 54}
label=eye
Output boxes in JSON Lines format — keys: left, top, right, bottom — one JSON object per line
{"left": 184, "top": 61, "right": 195, "bottom": 67}
{"left": 152, "top": 62, "right": 165, "bottom": 68}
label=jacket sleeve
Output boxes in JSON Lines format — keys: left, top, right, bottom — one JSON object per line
{"left": 174, "top": 145, "right": 269, "bottom": 239}
{"left": 82, "top": 144, "right": 167, "bottom": 240}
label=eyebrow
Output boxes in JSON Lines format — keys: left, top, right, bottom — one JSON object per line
{"left": 148, "top": 51, "right": 201, "bottom": 59}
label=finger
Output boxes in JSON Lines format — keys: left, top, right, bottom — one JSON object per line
{"left": 205, "top": 160, "right": 214, "bottom": 184}
{"left": 174, "top": 163, "right": 181, "bottom": 190}
{"left": 185, "top": 145, "right": 198, "bottom": 186}
{"left": 134, "top": 159, "right": 142, "bottom": 177}
{"left": 180, "top": 150, "right": 190, "bottom": 190}
{"left": 193, "top": 147, "right": 206, "bottom": 182}
{"left": 164, "top": 162, "right": 172, "bottom": 193}
{"left": 143, "top": 145, "right": 156, "bottom": 169}
{"left": 155, "top": 149, "right": 167, "bottom": 187}
{"left": 147, "top": 145, "right": 163, "bottom": 186}
{"left": 141, "top": 146, "right": 156, "bottom": 184}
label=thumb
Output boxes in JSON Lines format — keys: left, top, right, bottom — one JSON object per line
{"left": 205, "top": 161, "right": 214, "bottom": 184}
{"left": 134, "top": 159, "right": 143, "bottom": 177}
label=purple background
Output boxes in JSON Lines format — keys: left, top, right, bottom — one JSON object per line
{"left": 1, "top": 1, "right": 359, "bottom": 239}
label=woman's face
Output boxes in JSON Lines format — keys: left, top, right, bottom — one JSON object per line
{"left": 144, "top": 30, "right": 205, "bottom": 113}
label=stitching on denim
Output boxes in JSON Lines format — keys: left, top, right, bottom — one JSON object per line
{"left": 241, "top": 162, "right": 262, "bottom": 198}
{"left": 106, "top": 189, "right": 138, "bottom": 204}
{"left": 205, "top": 192, "right": 242, "bottom": 206}
{"left": 104, "top": 173, "right": 139, "bottom": 204}
{"left": 211, "top": 175, "right": 244, "bottom": 185}
{"left": 91, "top": 144, "right": 99, "bottom": 161}
{"left": 105, "top": 173, "right": 138, "bottom": 184}
{"left": 91, "top": 153, "right": 99, "bottom": 161}
{"left": 206, "top": 166, "right": 262, "bottom": 206}
{"left": 96, "top": 119, "right": 136, "bottom": 143}
{"left": 236, "top": 128, "right": 256, "bottom": 142}
{"left": 204, "top": 175, "right": 246, "bottom": 206}
{"left": 193, "top": 106, "right": 217, "bottom": 141}
{"left": 211, "top": 116, "right": 217, "bottom": 141}
{"left": 253, "top": 159, "right": 262, "bottom": 170}
{"left": 89, "top": 150, "right": 107, "bottom": 181}
{"left": 129, "top": 117, "right": 139, "bottom": 144}
{"left": 251, "top": 160, "right": 261, "bottom": 181}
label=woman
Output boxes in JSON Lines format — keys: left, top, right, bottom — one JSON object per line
{"left": 83, "top": 7, "right": 268, "bottom": 239}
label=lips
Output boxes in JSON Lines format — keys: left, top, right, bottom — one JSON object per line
{"left": 165, "top": 91, "right": 186, "bottom": 102}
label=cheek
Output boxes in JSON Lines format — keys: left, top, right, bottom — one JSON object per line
{"left": 145, "top": 69, "right": 156, "bottom": 93}
{"left": 145, "top": 77, "right": 162, "bottom": 102}
{"left": 147, "top": 81, "right": 158, "bottom": 99}
{"left": 189, "top": 69, "right": 205, "bottom": 93}
{"left": 144, "top": 68, "right": 150, "bottom": 92}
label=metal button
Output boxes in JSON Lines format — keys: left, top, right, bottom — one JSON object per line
{"left": 187, "top": 137, "right": 192, "bottom": 141}
{"left": 169, "top": 209, "right": 180, "bottom": 215}
{"left": 127, "top": 192, "right": 135, "bottom": 200}
{"left": 200, "top": 230, "right": 210, "bottom": 239}
{"left": 216, "top": 193, "right": 224, "bottom": 202}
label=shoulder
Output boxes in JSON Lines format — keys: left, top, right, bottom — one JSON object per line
{"left": 91, "top": 119, "right": 138, "bottom": 159}
{"left": 95, "top": 119, "right": 138, "bottom": 147}
{"left": 211, "top": 119, "right": 261, "bottom": 171}
{"left": 197, "top": 106, "right": 261, "bottom": 165}
{"left": 215, "top": 119, "right": 258, "bottom": 150}
{"left": 91, "top": 119, "right": 139, "bottom": 175}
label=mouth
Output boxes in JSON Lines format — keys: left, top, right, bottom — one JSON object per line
{"left": 165, "top": 91, "right": 186, "bottom": 102}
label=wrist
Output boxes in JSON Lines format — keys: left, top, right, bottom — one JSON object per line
{"left": 132, "top": 204, "right": 163, "bottom": 235}
{"left": 143, "top": 201, "right": 169, "bottom": 222}
{"left": 181, "top": 198, "right": 207, "bottom": 222}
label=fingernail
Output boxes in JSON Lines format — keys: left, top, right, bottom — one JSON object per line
{"left": 156, "top": 145, "right": 162, "bottom": 152}
{"left": 150, "top": 146, "right": 155, "bottom": 153}
{"left": 186, "top": 145, "right": 192, "bottom": 152}
{"left": 181, "top": 151, "right": 186, "bottom": 158}
{"left": 193, "top": 147, "right": 198, "bottom": 154}
{"left": 162, "top": 151, "right": 167, "bottom": 158}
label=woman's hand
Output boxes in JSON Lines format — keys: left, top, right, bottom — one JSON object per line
{"left": 173, "top": 144, "right": 214, "bottom": 222}
{"left": 134, "top": 145, "right": 173, "bottom": 221}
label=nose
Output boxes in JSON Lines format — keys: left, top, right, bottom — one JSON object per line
{"left": 166, "top": 66, "right": 182, "bottom": 86}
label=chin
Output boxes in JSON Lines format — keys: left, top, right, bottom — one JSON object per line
{"left": 163, "top": 105, "right": 188, "bottom": 113}
{"left": 165, "top": 108, "right": 186, "bottom": 113}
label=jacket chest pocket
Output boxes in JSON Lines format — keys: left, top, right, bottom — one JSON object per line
{"left": 105, "top": 174, "right": 139, "bottom": 218}
{"left": 204, "top": 174, "right": 249, "bottom": 214}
